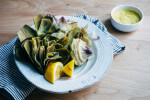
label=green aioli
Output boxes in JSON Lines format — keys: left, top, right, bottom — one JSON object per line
{"left": 112, "top": 10, "right": 141, "bottom": 25}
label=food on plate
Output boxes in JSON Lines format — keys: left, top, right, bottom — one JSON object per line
{"left": 112, "top": 10, "right": 141, "bottom": 24}
{"left": 16, "top": 14, "right": 99, "bottom": 84}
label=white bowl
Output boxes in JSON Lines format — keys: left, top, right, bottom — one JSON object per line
{"left": 110, "top": 5, "right": 143, "bottom": 32}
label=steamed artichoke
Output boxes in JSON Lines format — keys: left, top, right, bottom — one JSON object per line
{"left": 16, "top": 14, "right": 93, "bottom": 74}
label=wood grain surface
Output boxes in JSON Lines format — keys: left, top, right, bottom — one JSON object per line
{"left": 0, "top": 0, "right": 150, "bottom": 100}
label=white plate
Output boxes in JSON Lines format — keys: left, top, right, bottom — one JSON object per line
{"left": 14, "top": 16, "right": 113, "bottom": 93}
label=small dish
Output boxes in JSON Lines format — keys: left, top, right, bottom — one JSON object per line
{"left": 110, "top": 5, "right": 143, "bottom": 32}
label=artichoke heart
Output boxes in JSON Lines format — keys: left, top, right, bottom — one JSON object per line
{"left": 77, "top": 39, "right": 88, "bottom": 63}
{"left": 70, "top": 38, "right": 90, "bottom": 66}
{"left": 70, "top": 39, "right": 82, "bottom": 66}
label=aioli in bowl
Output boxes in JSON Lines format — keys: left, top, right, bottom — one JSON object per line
{"left": 112, "top": 10, "right": 141, "bottom": 25}
{"left": 110, "top": 5, "right": 143, "bottom": 32}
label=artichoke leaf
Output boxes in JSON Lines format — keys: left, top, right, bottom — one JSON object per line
{"left": 42, "top": 38, "right": 47, "bottom": 46}
{"left": 47, "top": 40, "right": 56, "bottom": 47}
{"left": 46, "top": 52, "right": 59, "bottom": 58}
{"left": 46, "top": 52, "right": 53, "bottom": 58}
{"left": 47, "top": 45, "right": 55, "bottom": 53}
{"left": 56, "top": 48, "right": 70, "bottom": 64}
{"left": 15, "top": 39, "right": 30, "bottom": 59}
{"left": 63, "top": 54, "right": 71, "bottom": 65}
{"left": 34, "top": 54, "right": 44, "bottom": 74}
{"left": 68, "top": 27, "right": 80, "bottom": 39}
{"left": 18, "top": 25, "right": 37, "bottom": 42}
{"left": 51, "top": 52, "right": 59, "bottom": 57}
{"left": 39, "top": 46, "right": 45, "bottom": 67}
{"left": 44, "top": 15, "right": 53, "bottom": 22}
{"left": 51, "top": 31, "right": 66, "bottom": 39}
{"left": 67, "top": 27, "right": 81, "bottom": 46}
{"left": 49, "top": 24, "right": 60, "bottom": 33}
{"left": 58, "top": 37, "right": 70, "bottom": 46}
{"left": 53, "top": 43, "right": 63, "bottom": 49}
{"left": 80, "top": 36, "right": 92, "bottom": 47}
{"left": 23, "top": 40, "right": 34, "bottom": 63}
{"left": 67, "top": 22, "right": 78, "bottom": 30}
{"left": 79, "top": 28, "right": 92, "bottom": 47}
{"left": 84, "top": 24, "right": 88, "bottom": 30}
{"left": 38, "top": 19, "right": 52, "bottom": 36}
{"left": 44, "top": 34, "right": 57, "bottom": 42}
{"left": 56, "top": 48, "right": 69, "bottom": 54}
{"left": 15, "top": 43, "right": 24, "bottom": 58}
{"left": 33, "top": 14, "right": 44, "bottom": 31}
{"left": 31, "top": 37, "right": 40, "bottom": 60}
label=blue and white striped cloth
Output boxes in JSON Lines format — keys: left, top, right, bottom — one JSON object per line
{"left": 0, "top": 15, "right": 125, "bottom": 100}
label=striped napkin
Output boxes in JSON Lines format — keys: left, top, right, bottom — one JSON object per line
{"left": 0, "top": 15, "right": 125, "bottom": 100}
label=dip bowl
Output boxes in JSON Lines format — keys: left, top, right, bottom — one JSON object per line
{"left": 110, "top": 5, "right": 143, "bottom": 32}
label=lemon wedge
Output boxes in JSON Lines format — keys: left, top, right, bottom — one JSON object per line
{"left": 44, "top": 62, "right": 63, "bottom": 84}
{"left": 62, "top": 59, "right": 74, "bottom": 77}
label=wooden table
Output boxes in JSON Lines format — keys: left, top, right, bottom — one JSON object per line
{"left": 0, "top": 0, "right": 150, "bottom": 100}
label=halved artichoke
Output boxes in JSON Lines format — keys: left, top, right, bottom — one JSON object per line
{"left": 70, "top": 38, "right": 91, "bottom": 66}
